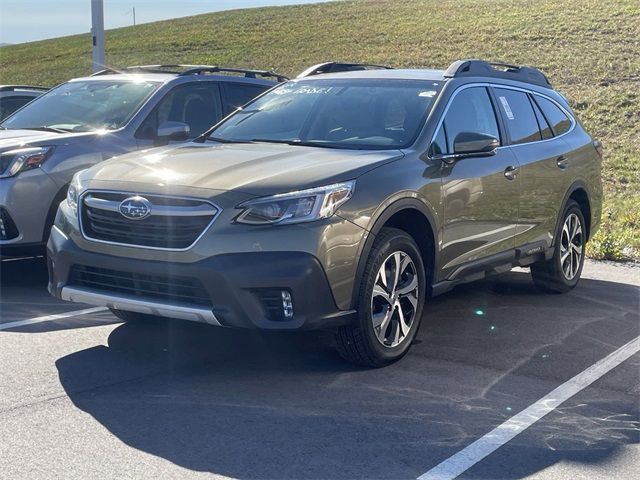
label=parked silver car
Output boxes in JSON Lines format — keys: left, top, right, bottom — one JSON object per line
{"left": 0, "top": 65, "right": 285, "bottom": 256}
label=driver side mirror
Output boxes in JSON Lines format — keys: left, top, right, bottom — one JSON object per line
{"left": 431, "top": 131, "right": 499, "bottom": 164}
{"left": 157, "top": 121, "right": 190, "bottom": 142}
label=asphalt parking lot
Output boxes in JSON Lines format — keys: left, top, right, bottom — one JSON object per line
{"left": 0, "top": 257, "right": 638, "bottom": 479}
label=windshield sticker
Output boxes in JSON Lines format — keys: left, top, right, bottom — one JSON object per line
{"left": 274, "top": 86, "right": 333, "bottom": 95}
{"left": 419, "top": 91, "right": 437, "bottom": 98}
{"left": 499, "top": 96, "right": 515, "bottom": 120}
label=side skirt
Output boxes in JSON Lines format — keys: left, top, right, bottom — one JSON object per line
{"left": 431, "top": 241, "right": 551, "bottom": 297}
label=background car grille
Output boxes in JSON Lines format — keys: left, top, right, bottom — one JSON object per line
{"left": 69, "top": 265, "right": 212, "bottom": 307}
{"left": 80, "top": 191, "right": 219, "bottom": 249}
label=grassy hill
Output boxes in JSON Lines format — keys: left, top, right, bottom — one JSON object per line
{"left": 1, "top": 0, "right": 638, "bottom": 260}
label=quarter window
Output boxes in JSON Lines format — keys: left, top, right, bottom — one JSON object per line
{"left": 530, "top": 95, "right": 553, "bottom": 139}
{"left": 535, "top": 96, "right": 572, "bottom": 136}
{"left": 441, "top": 87, "right": 500, "bottom": 153}
{"left": 494, "top": 88, "right": 541, "bottom": 144}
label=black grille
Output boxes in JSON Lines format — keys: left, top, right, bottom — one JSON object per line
{"left": 80, "top": 192, "right": 218, "bottom": 249}
{"left": 0, "top": 207, "right": 19, "bottom": 240}
{"left": 69, "top": 265, "right": 212, "bottom": 307}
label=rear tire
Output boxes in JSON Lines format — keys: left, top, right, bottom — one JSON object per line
{"left": 109, "top": 308, "right": 166, "bottom": 324}
{"left": 531, "top": 200, "right": 586, "bottom": 293}
{"left": 335, "top": 227, "right": 427, "bottom": 367}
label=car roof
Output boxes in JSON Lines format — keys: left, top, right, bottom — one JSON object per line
{"left": 296, "top": 68, "right": 447, "bottom": 82}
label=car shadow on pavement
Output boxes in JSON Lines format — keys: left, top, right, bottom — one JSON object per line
{"left": 54, "top": 271, "right": 639, "bottom": 479}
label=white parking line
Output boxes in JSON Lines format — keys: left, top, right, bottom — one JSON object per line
{"left": 0, "top": 307, "right": 109, "bottom": 331}
{"left": 418, "top": 336, "right": 640, "bottom": 480}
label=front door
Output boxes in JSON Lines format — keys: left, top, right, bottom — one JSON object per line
{"left": 434, "top": 86, "right": 520, "bottom": 277}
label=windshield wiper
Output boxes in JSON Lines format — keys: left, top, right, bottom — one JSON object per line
{"left": 206, "top": 136, "right": 253, "bottom": 144}
{"left": 24, "top": 126, "right": 71, "bottom": 134}
{"left": 251, "top": 138, "right": 345, "bottom": 149}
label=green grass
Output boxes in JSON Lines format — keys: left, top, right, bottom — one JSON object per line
{"left": 1, "top": 0, "right": 638, "bottom": 260}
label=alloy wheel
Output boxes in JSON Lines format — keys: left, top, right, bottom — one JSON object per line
{"left": 560, "top": 213, "right": 583, "bottom": 280}
{"left": 371, "top": 251, "right": 419, "bottom": 348}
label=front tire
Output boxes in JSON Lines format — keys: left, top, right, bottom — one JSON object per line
{"left": 336, "top": 228, "right": 427, "bottom": 367}
{"left": 531, "top": 200, "right": 586, "bottom": 293}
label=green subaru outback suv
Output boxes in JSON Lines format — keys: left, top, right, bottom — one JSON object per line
{"left": 48, "top": 60, "right": 602, "bottom": 367}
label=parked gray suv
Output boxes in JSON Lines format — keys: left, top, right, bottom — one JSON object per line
{"left": 0, "top": 65, "right": 284, "bottom": 256}
{"left": 48, "top": 60, "right": 602, "bottom": 367}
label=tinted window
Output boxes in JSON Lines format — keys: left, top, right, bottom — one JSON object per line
{"left": 0, "top": 96, "right": 35, "bottom": 120}
{"left": 535, "top": 96, "right": 572, "bottom": 136}
{"left": 224, "top": 83, "right": 269, "bottom": 114}
{"left": 137, "top": 82, "right": 222, "bottom": 139}
{"left": 495, "top": 88, "right": 541, "bottom": 144}
{"left": 442, "top": 87, "right": 500, "bottom": 153}
{"left": 530, "top": 95, "right": 553, "bottom": 139}
{"left": 209, "top": 79, "right": 443, "bottom": 150}
{"left": 1, "top": 80, "right": 158, "bottom": 132}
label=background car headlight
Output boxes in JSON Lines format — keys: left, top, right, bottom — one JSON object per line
{"left": 0, "top": 146, "right": 54, "bottom": 178}
{"left": 236, "top": 181, "right": 355, "bottom": 225}
{"left": 66, "top": 171, "right": 84, "bottom": 214}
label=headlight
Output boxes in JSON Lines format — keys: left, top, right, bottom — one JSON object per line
{"left": 236, "top": 181, "right": 355, "bottom": 225}
{"left": 66, "top": 171, "right": 84, "bottom": 214}
{"left": 0, "top": 146, "right": 54, "bottom": 178}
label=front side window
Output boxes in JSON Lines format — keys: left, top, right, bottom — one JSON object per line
{"left": 441, "top": 86, "right": 500, "bottom": 153}
{"left": 535, "top": 96, "right": 572, "bottom": 136}
{"left": 1, "top": 80, "right": 159, "bottom": 132}
{"left": 137, "top": 82, "right": 222, "bottom": 139}
{"left": 494, "top": 88, "right": 542, "bottom": 145}
{"left": 207, "top": 79, "right": 443, "bottom": 150}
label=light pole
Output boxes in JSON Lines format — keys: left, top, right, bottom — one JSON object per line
{"left": 91, "top": 0, "right": 105, "bottom": 72}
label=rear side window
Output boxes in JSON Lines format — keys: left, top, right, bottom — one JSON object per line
{"left": 442, "top": 86, "right": 500, "bottom": 153}
{"left": 530, "top": 95, "right": 553, "bottom": 139}
{"left": 535, "top": 96, "right": 572, "bottom": 136}
{"left": 223, "top": 83, "right": 269, "bottom": 115}
{"left": 494, "top": 88, "right": 541, "bottom": 144}
{"left": 0, "top": 96, "right": 35, "bottom": 120}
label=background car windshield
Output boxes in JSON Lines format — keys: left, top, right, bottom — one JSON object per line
{"left": 1, "top": 80, "right": 159, "bottom": 132}
{"left": 209, "top": 79, "right": 443, "bottom": 149}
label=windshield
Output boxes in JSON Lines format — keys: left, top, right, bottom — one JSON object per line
{"left": 0, "top": 79, "right": 159, "bottom": 132}
{"left": 207, "top": 79, "right": 443, "bottom": 149}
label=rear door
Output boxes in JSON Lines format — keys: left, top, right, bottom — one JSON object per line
{"left": 492, "top": 86, "right": 574, "bottom": 250}
{"left": 436, "top": 86, "right": 520, "bottom": 275}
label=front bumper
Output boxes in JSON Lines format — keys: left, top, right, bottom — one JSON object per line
{"left": 47, "top": 225, "right": 355, "bottom": 330}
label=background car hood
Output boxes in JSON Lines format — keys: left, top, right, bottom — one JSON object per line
{"left": 0, "top": 129, "right": 97, "bottom": 150}
{"left": 84, "top": 142, "right": 404, "bottom": 197}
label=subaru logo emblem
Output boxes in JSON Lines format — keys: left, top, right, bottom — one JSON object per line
{"left": 119, "top": 196, "right": 152, "bottom": 220}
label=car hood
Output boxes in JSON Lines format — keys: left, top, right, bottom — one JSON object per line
{"left": 84, "top": 142, "right": 404, "bottom": 197}
{"left": 0, "top": 128, "right": 97, "bottom": 150}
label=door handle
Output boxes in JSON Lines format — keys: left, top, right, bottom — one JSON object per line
{"left": 556, "top": 155, "right": 569, "bottom": 170}
{"left": 504, "top": 165, "right": 518, "bottom": 180}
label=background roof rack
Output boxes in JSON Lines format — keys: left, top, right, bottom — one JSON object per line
{"left": 297, "top": 62, "right": 394, "bottom": 78}
{"left": 0, "top": 85, "right": 49, "bottom": 92}
{"left": 443, "top": 59, "right": 551, "bottom": 88}
{"left": 91, "top": 65, "right": 288, "bottom": 82}
{"left": 178, "top": 66, "right": 288, "bottom": 82}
